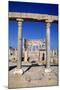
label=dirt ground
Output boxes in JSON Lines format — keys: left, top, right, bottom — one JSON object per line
{"left": 8, "top": 65, "right": 58, "bottom": 89}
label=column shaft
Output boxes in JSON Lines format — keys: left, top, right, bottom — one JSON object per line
{"left": 46, "top": 22, "right": 51, "bottom": 68}
{"left": 17, "top": 20, "right": 23, "bottom": 69}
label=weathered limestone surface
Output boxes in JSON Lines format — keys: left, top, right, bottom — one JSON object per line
{"left": 9, "top": 12, "right": 58, "bottom": 22}
{"left": 17, "top": 19, "right": 23, "bottom": 69}
{"left": 24, "top": 51, "right": 28, "bottom": 62}
{"left": 46, "top": 22, "right": 51, "bottom": 68}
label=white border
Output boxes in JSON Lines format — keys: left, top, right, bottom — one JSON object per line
{"left": 9, "top": 0, "right": 59, "bottom": 4}
{"left": 0, "top": 0, "right": 60, "bottom": 90}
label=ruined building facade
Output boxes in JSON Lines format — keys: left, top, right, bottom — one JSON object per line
{"left": 9, "top": 39, "right": 58, "bottom": 65}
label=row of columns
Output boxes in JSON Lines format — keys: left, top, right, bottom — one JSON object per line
{"left": 15, "top": 18, "right": 52, "bottom": 74}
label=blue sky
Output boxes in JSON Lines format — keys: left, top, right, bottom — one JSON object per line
{"left": 9, "top": 1, "right": 58, "bottom": 49}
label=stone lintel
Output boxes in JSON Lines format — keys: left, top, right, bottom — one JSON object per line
{"left": 9, "top": 12, "right": 58, "bottom": 22}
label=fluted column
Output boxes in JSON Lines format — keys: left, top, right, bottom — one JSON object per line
{"left": 17, "top": 19, "right": 23, "bottom": 69}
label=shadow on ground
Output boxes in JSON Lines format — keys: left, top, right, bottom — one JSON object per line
{"left": 9, "top": 62, "right": 58, "bottom": 73}
{"left": 9, "top": 65, "right": 17, "bottom": 71}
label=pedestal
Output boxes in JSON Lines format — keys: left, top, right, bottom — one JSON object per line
{"left": 13, "top": 68, "right": 23, "bottom": 75}
{"left": 45, "top": 68, "right": 51, "bottom": 73}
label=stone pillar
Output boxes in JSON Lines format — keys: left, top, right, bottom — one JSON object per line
{"left": 13, "top": 19, "right": 24, "bottom": 75}
{"left": 45, "top": 21, "right": 52, "bottom": 72}
{"left": 17, "top": 19, "right": 23, "bottom": 69}
{"left": 38, "top": 51, "right": 42, "bottom": 65}
{"left": 46, "top": 22, "right": 50, "bottom": 68}
{"left": 24, "top": 50, "right": 28, "bottom": 62}
{"left": 24, "top": 39, "right": 28, "bottom": 62}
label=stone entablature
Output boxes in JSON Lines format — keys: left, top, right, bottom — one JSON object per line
{"left": 9, "top": 12, "right": 58, "bottom": 22}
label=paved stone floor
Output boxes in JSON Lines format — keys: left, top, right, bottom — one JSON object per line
{"left": 8, "top": 65, "right": 58, "bottom": 89}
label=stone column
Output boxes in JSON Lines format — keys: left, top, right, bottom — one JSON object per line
{"left": 24, "top": 39, "right": 28, "bottom": 62}
{"left": 14, "top": 19, "right": 23, "bottom": 75}
{"left": 46, "top": 22, "right": 50, "bottom": 68}
{"left": 39, "top": 50, "right": 42, "bottom": 65}
{"left": 45, "top": 21, "right": 52, "bottom": 72}
{"left": 17, "top": 19, "right": 23, "bottom": 69}
{"left": 24, "top": 50, "right": 28, "bottom": 62}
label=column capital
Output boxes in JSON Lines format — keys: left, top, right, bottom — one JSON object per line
{"left": 45, "top": 19, "right": 53, "bottom": 23}
{"left": 46, "top": 22, "right": 51, "bottom": 28}
{"left": 16, "top": 18, "right": 24, "bottom": 22}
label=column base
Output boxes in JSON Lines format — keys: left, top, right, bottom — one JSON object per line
{"left": 45, "top": 68, "right": 51, "bottom": 73}
{"left": 13, "top": 68, "right": 23, "bottom": 75}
